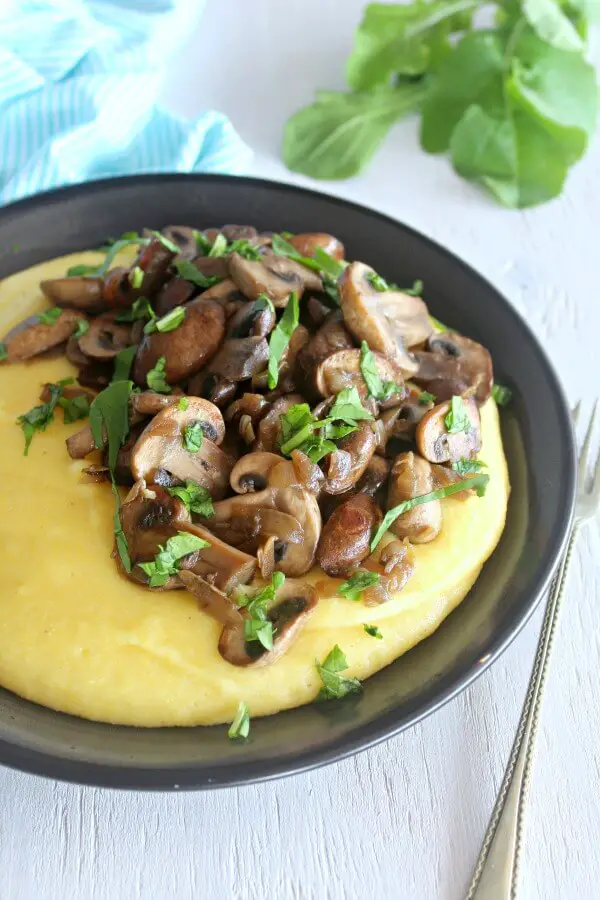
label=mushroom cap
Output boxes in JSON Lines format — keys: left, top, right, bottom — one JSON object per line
{"left": 289, "top": 232, "right": 345, "bottom": 261}
{"left": 178, "top": 522, "right": 257, "bottom": 593}
{"left": 297, "top": 311, "right": 354, "bottom": 384}
{"left": 230, "top": 452, "right": 284, "bottom": 493}
{"left": 78, "top": 312, "right": 132, "bottom": 361}
{"left": 195, "top": 278, "right": 248, "bottom": 317}
{"left": 317, "top": 493, "right": 382, "bottom": 577}
{"left": 322, "top": 420, "right": 378, "bottom": 495}
{"left": 153, "top": 277, "right": 195, "bottom": 317}
{"left": 133, "top": 237, "right": 177, "bottom": 298}
{"left": 133, "top": 298, "right": 225, "bottom": 387}
{"left": 416, "top": 397, "right": 481, "bottom": 464}
{"left": 253, "top": 393, "right": 303, "bottom": 452}
{"left": 159, "top": 225, "right": 197, "bottom": 260}
{"left": 226, "top": 298, "right": 276, "bottom": 339}
{"left": 4, "top": 309, "right": 85, "bottom": 361}
{"left": 229, "top": 251, "right": 321, "bottom": 306}
{"left": 40, "top": 277, "right": 105, "bottom": 314}
{"left": 387, "top": 452, "right": 442, "bottom": 543}
{"left": 200, "top": 336, "right": 270, "bottom": 383}
{"left": 339, "top": 262, "right": 432, "bottom": 373}
{"left": 218, "top": 579, "right": 318, "bottom": 667}
{"left": 177, "top": 571, "right": 243, "bottom": 626}
{"left": 413, "top": 332, "right": 494, "bottom": 405}
{"left": 314, "top": 347, "right": 405, "bottom": 409}
{"left": 129, "top": 391, "right": 182, "bottom": 418}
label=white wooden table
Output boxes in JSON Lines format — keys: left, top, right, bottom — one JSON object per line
{"left": 3, "top": 3, "right": 599, "bottom": 898}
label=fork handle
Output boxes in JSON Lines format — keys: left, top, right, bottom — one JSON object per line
{"left": 465, "top": 524, "right": 579, "bottom": 900}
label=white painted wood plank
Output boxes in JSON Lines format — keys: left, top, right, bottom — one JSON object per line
{"left": 1, "top": 2, "right": 598, "bottom": 898}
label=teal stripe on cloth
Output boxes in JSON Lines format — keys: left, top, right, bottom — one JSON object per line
{"left": 0, "top": 1, "right": 251, "bottom": 205}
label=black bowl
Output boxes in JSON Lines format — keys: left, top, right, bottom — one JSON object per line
{"left": 0, "top": 175, "right": 575, "bottom": 789}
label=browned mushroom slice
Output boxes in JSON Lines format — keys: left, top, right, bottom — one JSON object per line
{"left": 177, "top": 571, "right": 243, "bottom": 626}
{"left": 229, "top": 251, "right": 321, "bottom": 306}
{"left": 66, "top": 423, "right": 96, "bottom": 459}
{"left": 218, "top": 579, "right": 318, "bottom": 667}
{"left": 297, "top": 311, "right": 354, "bottom": 381}
{"left": 129, "top": 391, "right": 181, "bottom": 418}
{"left": 273, "top": 324, "right": 311, "bottom": 394}
{"left": 65, "top": 333, "right": 90, "bottom": 368}
{"left": 387, "top": 452, "right": 442, "bottom": 543}
{"left": 413, "top": 332, "right": 494, "bottom": 405}
{"left": 226, "top": 393, "right": 270, "bottom": 437}
{"left": 289, "top": 232, "right": 345, "bottom": 261}
{"left": 178, "top": 523, "right": 257, "bottom": 593}
{"left": 253, "top": 393, "right": 303, "bottom": 452}
{"left": 317, "top": 493, "right": 382, "bottom": 577}
{"left": 230, "top": 452, "right": 285, "bottom": 493}
{"left": 3, "top": 309, "right": 85, "bottom": 362}
{"left": 416, "top": 397, "right": 481, "bottom": 464}
{"left": 131, "top": 398, "right": 232, "bottom": 498}
{"left": 153, "top": 276, "right": 196, "bottom": 317}
{"left": 319, "top": 454, "right": 390, "bottom": 520}
{"left": 76, "top": 361, "right": 113, "bottom": 392}
{"left": 323, "top": 421, "right": 378, "bottom": 496}
{"left": 314, "top": 347, "right": 405, "bottom": 410}
{"left": 189, "top": 374, "right": 237, "bottom": 409}
{"left": 257, "top": 535, "right": 277, "bottom": 580}
{"left": 160, "top": 226, "right": 198, "bottom": 260}
{"left": 102, "top": 266, "right": 135, "bottom": 310}
{"left": 290, "top": 450, "right": 325, "bottom": 494}
{"left": 40, "top": 382, "right": 94, "bottom": 405}
{"left": 77, "top": 312, "right": 132, "bottom": 361}
{"left": 339, "top": 262, "right": 432, "bottom": 374}
{"left": 226, "top": 298, "right": 276, "bottom": 339}
{"left": 361, "top": 538, "right": 416, "bottom": 605}
{"left": 196, "top": 278, "right": 247, "bottom": 317}
{"left": 221, "top": 224, "right": 259, "bottom": 242}
{"left": 202, "top": 336, "right": 270, "bottom": 382}
{"left": 40, "top": 277, "right": 105, "bottom": 313}
{"left": 133, "top": 237, "right": 177, "bottom": 298}
{"left": 133, "top": 298, "right": 225, "bottom": 387}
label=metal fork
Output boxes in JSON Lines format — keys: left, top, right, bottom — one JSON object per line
{"left": 465, "top": 401, "right": 599, "bottom": 900}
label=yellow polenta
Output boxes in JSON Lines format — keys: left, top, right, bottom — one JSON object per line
{"left": 0, "top": 252, "right": 509, "bottom": 727}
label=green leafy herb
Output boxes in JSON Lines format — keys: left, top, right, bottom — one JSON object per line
{"left": 364, "top": 624, "right": 383, "bottom": 639}
{"left": 146, "top": 356, "right": 171, "bottom": 394}
{"left": 278, "top": 396, "right": 363, "bottom": 461}
{"left": 237, "top": 572, "right": 285, "bottom": 651}
{"left": 312, "top": 247, "right": 347, "bottom": 280}
{"left": 129, "top": 266, "right": 144, "bottom": 288}
{"left": 492, "top": 383, "right": 513, "bottom": 406}
{"left": 452, "top": 457, "right": 488, "bottom": 475}
{"left": 73, "top": 319, "right": 89, "bottom": 339}
{"left": 89, "top": 235, "right": 147, "bottom": 279}
{"left": 371, "top": 474, "right": 490, "bottom": 550}
{"left": 359, "top": 341, "right": 401, "bottom": 401}
{"left": 16, "top": 378, "right": 72, "bottom": 455}
{"left": 267, "top": 292, "right": 300, "bottom": 389}
{"left": 256, "top": 292, "right": 276, "bottom": 316}
{"left": 112, "top": 345, "right": 138, "bottom": 382}
{"left": 66, "top": 263, "right": 98, "bottom": 277}
{"left": 59, "top": 394, "right": 91, "bottom": 425}
{"left": 183, "top": 422, "right": 204, "bottom": 453}
{"left": 194, "top": 230, "right": 212, "bottom": 254}
{"left": 111, "top": 480, "right": 131, "bottom": 572}
{"left": 419, "top": 390, "right": 437, "bottom": 405}
{"left": 444, "top": 395, "right": 470, "bottom": 433}
{"left": 178, "top": 397, "right": 189, "bottom": 411}
{"left": 116, "top": 297, "right": 156, "bottom": 324}
{"left": 167, "top": 480, "right": 214, "bottom": 517}
{"left": 316, "top": 645, "right": 362, "bottom": 701}
{"left": 208, "top": 233, "right": 228, "bottom": 257}
{"left": 228, "top": 701, "right": 251, "bottom": 740}
{"left": 89, "top": 380, "right": 132, "bottom": 470}
{"left": 271, "top": 234, "right": 323, "bottom": 273}
{"left": 37, "top": 307, "right": 62, "bottom": 325}
{"left": 228, "top": 239, "right": 262, "bottom": 261}
{"left": 146, "top": 231, "right": 180, "bottom": 254}
{"left": 282, "top": 5, "right": 598, "bottom": 207}
{"left": 366, "top": 271, "right": 390, "bottom": 292}
{"left": 339, "top": 570, "right": 380, "bottom": 602}
{"left": 0, "top": 342, "right": 8, "bottom": 361}
{"left": 144, "top": 305, "right": 186, "bottom": 335}
{"left": 173, "top": 258, "right": 221, "bottom": 289}
{"left": 328, "top": 387, "right": 374, "bottom": 424}
{"left": 138, "top": 532, "right": 210, "bottom": 588}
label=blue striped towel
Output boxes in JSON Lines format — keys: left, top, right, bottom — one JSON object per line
{"left": 0, "top": 0, "right": 251, "bottom": 206}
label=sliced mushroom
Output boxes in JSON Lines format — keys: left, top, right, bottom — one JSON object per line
{"left": 196, "top": 278, "right": 248, "bottom": 317}
{"left": 160, "top": 226, "right": 198, "bottom": 260}
{"left": 290, "top": 449, "right": 325, "bottom": 495}
{"left": 387, "top": 452, "right": 442, "bottom": 543}
{"left": 229, "top": 251, "right": 321, "bottom": 306}
{"left": 226, "top": 298, "right": 276, "bottom": 339}
{"left": 339, "top": 262, "right": 432, "bottom": 374}
{"left": 218, "top": 579, "right": 318, "bottom": 667}
{"left": 178, "top": 523, "right": 257, "bottom": 593}
{"left": 253, "top": 393, "right": 303, "bottom": 452}
{"left": 297, "top": 311, "right": 354, "bottom": 384}
{"left": 319, "top": 454, "right": 390, "bottom": 520}
{"left": 198, "top": 336, "right": 269, "bottom": 383}
{"left": 3, "top": 309, "right": 84, "bottom": 362}
{"left": 102, "top": 267, "right": 135, "bottom": 310}
{"left": 153, "top": 277, "right": 196, "bottom": 317}
{"left": 361, "top": 538, "right": 416, "bottom": 605}
{"left": 78, "top": 312, "right": 132, "bottom": 361}
{"left": 322, "top": 421, "right": 378, "bottom": 495}
{"left": 40, "top": 277, "right": 105, "bottom": 314}
{"left": 177, "top": 571, "right": 243, "bottom": 626}
{"left": 289, "top": 232, "right": 345, "bottom": 261}
{"left": 109, "top": 423, "right": 145, "bottom": 486}
{"left": 225, "top": 393, "right": 270, "bottom": 433}
{"left": 133, "top": 298, "right": 225, "bottom": 387}
{"left": 133, "top": 237, "right": 177, "bottom": 299}
{"left": 416, "top": 397, "right": 481, "bottom": 464}
{"left": 40, "top": 382, "right": 94, "bottom": 406}
{"left": 314, "top": 348, "right": 405, "bottom": 411}
{"left": 65, "top": 333, "right": 91, "bottom": 368}
{"left": 230, "top": 452, "right": 284, "bottom": 493}
{"left": 413, "top": 332, "right": 494, "bottom": 405}
{"left": 129, "top": 391, "right": 180, "bottom": 418}
{"left": 317, "top": 493, "right": 382, "bottom": 577}
{"left": 130, "top": 398, "right": 232, "bottom": 498}
{"left": 76, "top": 361, "right": 113, "bottom": 392}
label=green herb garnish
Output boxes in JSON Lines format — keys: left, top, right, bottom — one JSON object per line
{"left": 173, "top": 258, "right": 222, "bottom": 289}
{"left": 59, "top": 394, "right": 91, "bottom": 425}
{"left": 138, "top": 532, "right": 210, "bottom": 588}
{"left": 228, "top": 239, "right": 262, "bottom": 260}
{"left": 112, "top": 345, "right": 138, "bottom": 382}
{"left": 208, "top": 233, "right": 228, "bottom": 257}
{"left": 183, "top": 422, "right": 204, "bottom": 453}
{"left": 278, "top": 393, "right": 366, "bottom": 461}
{"left": 492, "top": 383, "right": 513, "bottom": 406}
{"left": 37, "top": 307, "right": 62, "bottom": 325}
{"left": 371, "top": 474, "right": 490, "bottom": 551}
{"left": 328, "top": 387, "right": 374, "bottom": 424}
{"left": 237, "top": 572, "right": 285, "bottom": 651}
{"left": 167, "top": 480, "right": 214, "bottom": 517}
{"left": 146, "top": 356, "right": 171, "bottom": 394}
{"left": 359, "top": 341, "right": 401, "bottom": 401}
{"left": 452, "top": 457, "right": 488, "bottom": 475}
{"left": 338, "top": 570, "right": 380, "bottom": 602}
{"left": 316, "top": 645, "right": 362, "bottom": 701}
{"left": 73, "top": 319, "right": 89, "bottom": 339}
{"left": 419, "top": 390, "right": 436, "bottom": 405}
{"left": 129, "top": 266, "right": 144, "bottom": 288}
{"left": 178, "top": 397, "right": 189, "bottom": 411}
{"left": 16, "top": 378, "right": 73, "bottom": 455}
{"left": 147, "top": 230, "right": 180, "bottom": 254}
{"left": 364, "top": 624, "right": 383, "bottom": 639}
{"left": 267, "top": 292, "right": 299, "bottom": 389}
{"left": 144, "top": 305, "right": 186, "bottom": 335}
{"left": 228, "top": 701, "right": 251, "bottom": 740}
{"left": 271, "top": 233, "right": 323, "bottom": 273}
{"left": 0, "top": 342, "right": 8, "bottom": 361}
{"left": 111, "top": 480, "right": 131, "bottom": 572}
{"left": 366, "top": 271, "right": 390, "bottom": 292}
{"left": 89, "top": 380, "right": 132, "bottom": 470}
{"left": 116, "top": 297, "right": 156, "bottom": 324}
{"left": 444, "top": 396, "right": 470, "bottom": 433}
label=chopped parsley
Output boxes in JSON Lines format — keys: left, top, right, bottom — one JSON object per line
{"left": 178, "top": 397, "right": 189, "bottom": 411}
{"left": 37, "top": 307, "right": 63, "bottom": 325}
{"left": 59, "top": 394, "right": 91, "bottom": 425}
{"left": 237, "top": 571, "right": 285, "bottom": 652}
{"left": 267, "top": 292, "right": 299, "bottom": 389}
{"left": 112, "top": 345, "right": 138, "bottom": 382}
{"left": 116, "top": 297, "right": 156, "bottom": 325}
{"left": 0, "top": 342, "right": 7, "bottom": 361}
{"left": 70, "top": 234, "right": 146, "bottom": 280}
{"left": 444, "top": 396, "right": 470, "bottom": 434}
{"left": 366, "top": 273, "right": 423, "bottom": 296}
{"left": 129, "top": 266, "right": 144, "bottom": 288}
{"left": 452, "top": 457, "right": 488, "bottom": 476}
{"left": 328, "top": 387, "right": 374, "bottom": 424}
{"left": 338, "top": 570, "right": 380, "bottom": 602}
{"left": 228, "top": 701, "right": 250, "bottom": 740}
{"left": 16, "top": 378, "right": 73, "bottom": 455}
{"left": 492, "top": 383, "right": 512, "bottom": 407}
{"left": 173, "top": 258, "right": 222, "bottom": 289}
{"left": 167, "top": 480, "right": 214, "bottom": 518}
{"left": 146, "top": 356, "right": 171, "bottom": 393}
{"left": 138, "top": 532, "right": 210, "bottom": 588}
{"left": 228, "top": 239, "right": 262, "bottom": 260}
{"left": 366, "top": 271, "right": 389, "bottom": 292}
{"left": 364, "top": 624, "right": 383, "bottom": 639}
{"left": 312, "top": 247, "right": 346, "bottom": 280}
{"left": 316, "top": 645, "right": 361, "bottom": 701}
{"left": 208, "top": 233, "right": 228, "bottom": 257}
{"left": 419, "top": 390, "right": 436, "bottom": 405}
{"left": 183, "top": 422, "right": 203, "bottom": 453}
{"left": 359, "top": 341, "right": 401, "bottom": 402}
{"left": 271, "top": 234, "right": 347, "bottom": 284}
{"left": 144, "top": 305, "right": 186, "bottom": 335}
{"left": 370, "top": 474, "right": 490, "bottom": 551}
{"left": 278, "top": 388, "right": 370, "bottom": 461}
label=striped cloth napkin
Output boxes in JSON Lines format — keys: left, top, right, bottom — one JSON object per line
{"left": 0, "top": 0, "right": 251, "bottom": 206}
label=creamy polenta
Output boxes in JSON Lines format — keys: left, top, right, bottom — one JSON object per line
{"left": 0, "top": 251, "right": 509, "bottom": 728}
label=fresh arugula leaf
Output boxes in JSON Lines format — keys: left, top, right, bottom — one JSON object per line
{"left": 183, "top": 422, "right": 203, "bottom": 453}
{"left": 444, "top": 395, "right": 470, "bottom": 433}
{"left": 267, "top": 292, "right": 300, "bottom": 389}
{"left": 173, "top": 258, "right": 222, "bottom": 289}
{"left": 283, "top": 83, "right": 427, "bottom": 180}
{"left": 364, "top": 624, "right": 383, "bottom": 639}
{"left": 228, "top": 701, "right": 250, "bottom": 740}
{"left": 339, "top": 570, "right": 380, "bottom": 602}
{"left": 452, "top": 457, "right": 488, "bottom": 475}
{"left": 0, "top": 342, "right": 8, "bottom": 361}
{"left": 16, "top": 379, "right": 72, "bottom": 455}
{"left": 316, "top": 645, "right": 362, "bottom": 701}
{"left": 179, "top": 397, "right": 189, "bottom": 411}
{"left": 37, "top": 307, "right": 62, "bottom": 325}
{"left": 89, "top": 380, "right": 132, "bottom": 470}
{"left": 328, "top": 387, "right": 374, "bottom": 424}
{"left": 73, "top": 319, "right": 89, "bottom": 339}
{"left": 522, "top": 0, "right": 583, "bottom": 51}
{"left": 167, "top": 480, "right": 214, "bottom": 517}
{"left": 146, "top": 357, "right": 171, "bottom": 394}
{"left": 359, "top": 341, "right": 401, "bottom": 401}
{"left": 419, "top": 390, "right": 437, "bottom": 405}
{"left": 371, "top": 473, "right": 490, "bottom": 550}
{"left": 129, "top": 266, "right": 144, "bottom": 288}
{"left": 144, "top": 305, "right": 186, "bottom": 335}
{"left": 492, "top": 383, "right": 513, "bottom": 406}
{"left": 112, "top": 345, "right": 138, "bottom": 382}
{"left": 59, "top": 394, "right": 91, "bottom": 425}
{"left": 138, "top": 532, "right": 210, "bottom": 588}
{"left": 116, "top": 297, "right": 156, "bottom": 324}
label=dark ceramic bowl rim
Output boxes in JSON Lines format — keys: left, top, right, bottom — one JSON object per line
{"left": 0, "top": 175, "right": 576, "bottom": 790}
